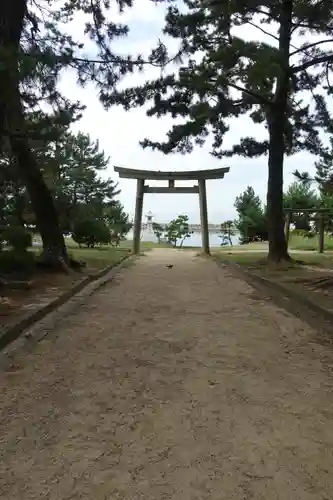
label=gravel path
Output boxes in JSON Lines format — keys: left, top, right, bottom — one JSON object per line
{"left": 1, "top": 248, "right": 333, "bottom": 500}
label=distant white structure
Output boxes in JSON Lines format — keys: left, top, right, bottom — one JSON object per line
{"left": 145, "top": 210, "right": 154, "bottom": 233}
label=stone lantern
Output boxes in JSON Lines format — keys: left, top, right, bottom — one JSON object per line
{"left": 145, "top": 210, "right": 154, "bottom": 233}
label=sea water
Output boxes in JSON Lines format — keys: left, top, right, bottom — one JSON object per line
{"left": 126, "top": 229, "right": 239, "bottom": 247}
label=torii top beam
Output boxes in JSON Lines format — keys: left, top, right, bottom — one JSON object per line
{"left": 114, "top": 166, "right": 230, "bottom": 181}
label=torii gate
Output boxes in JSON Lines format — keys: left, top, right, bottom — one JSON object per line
{"left": 114, "top": 166, "right": 230, "bottom": 255}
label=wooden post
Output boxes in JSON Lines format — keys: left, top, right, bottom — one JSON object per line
{"left": 198, "top": 179, "right": 210, "bottom": 254}
{"left": 284, "top": 212, "right": 291, "bottom": 247}
{"left": 133, "top": 178, "right": 145, "bottom": 254}
{"left": 318, "top": 214, "right": 325, "bottom": 254}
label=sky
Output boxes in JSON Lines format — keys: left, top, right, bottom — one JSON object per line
{"left": 59, "top": 0, "right": 324, "bottom": 224}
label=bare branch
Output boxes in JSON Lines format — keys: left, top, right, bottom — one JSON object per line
{"left": 227, "top": 82, "right": 273, "bottom": 106}
{"left": 292, "top": 54, "right": 333, "bottom": 73}
{"left": 290, "top": 39, "right": 333, "bottom": 57}
{"left": 236, "top": 16, "right": 279, "bottom": 44}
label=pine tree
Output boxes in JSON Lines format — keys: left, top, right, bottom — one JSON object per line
{"left": 1, "top": 0, "right": 166, "bottom": 267}
{"left": 315, "top": 138, "right": 333, "bottom": 196}
{"left": 107, "top": 0, "right": 333, "bottom": 262}
{"left": 283, "top": 180, "right": 318, "bottom": 231}
{"left": 234, "top": 186, "right": 267, "bottom": 243}
{"left": 43, "top": 130, "right": 120, "bottom": 229}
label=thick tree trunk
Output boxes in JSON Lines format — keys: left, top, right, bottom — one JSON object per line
{"left": 266, "top": 0, "right": 293, "bottom": 263}
{"left": 9, "top": 92, "right": 69, "bottom": 264}
{"left": 0, "top": 0, "right": 26, "bottom": 147}
{"left": 11, "top": 138, "right": 69, "bottom": 263}
{"left": 267, "top": 118, "right": 290, "bottom": 262}
{"left": 0, "top": 0, "right": 70, "bottom": 267}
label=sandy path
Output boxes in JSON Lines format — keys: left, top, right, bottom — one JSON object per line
{"left": 1, "top": 248, "right": 333, "bottom": 500}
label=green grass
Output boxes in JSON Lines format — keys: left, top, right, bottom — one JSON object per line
{"left": 214, "top": 250, "right": 333, "bottom": 269}
{"left": 29, "top": 245, "right": 129, "bottom": 270}
{"left": 214, "top": 252, "right": 267, "bottom": 266}
{"left": 218, "top": 242, "right": 268, "bottom": 251}
{"left": 217, "top": 233, "right": 333, "bottom": 253}
{"left": 68, "top": 247, "right": 129, "bottom": 270}
{"left": 30, "top": 237, "right": 130, "bottom": 270}
{"left": 32, "top": 236, "right": 169, "bottom": 252}
{"left": 289, "top": 232, "right": 333, "bottom": 251}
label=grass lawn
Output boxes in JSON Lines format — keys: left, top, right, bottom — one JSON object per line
{"left": 64, "top": 238, "right": 199, "bottom": 252}
{"left": 67, "top": 246, "right": 130, "bottom": 271}
{"left": 218, "top": 241, "right": 268, "bottom": 252}
{"left": 29, "top": 242, "right": 130, "bottom": 271}
{"left": 217, "top": 232, "right": 333, "bottom": 253}
{"left": 289, "top": 232, "right": 333, "bottom": 251}
{"left": 214, "top": 250, "right": 333, "bottom": 269}
{"left": 32, "top": 236, "right": 169, "bottom": 252}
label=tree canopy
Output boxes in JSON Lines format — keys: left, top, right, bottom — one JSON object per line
{"left": 1, "top": 0, "right": 163, "bottom": 266}
{"left": 3, "top": 0, "right": 333, "bottom": 268}
{"left": 107, "top": 0, "right": 333, "bottom": 261}
{"left": 0, "top": 119, "right": 127, "bottom": 230}
{"left": 164, "top": 214, "right": 193, "bottom": 247}
{"left": 234, "top": 186, "right": 267, "bottom": 243}
{"left": 283, "top": 180, "right": 318, "bottom": 231}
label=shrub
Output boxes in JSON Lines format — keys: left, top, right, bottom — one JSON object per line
{"left": 72, "top": 219, "right": 111, "bottom": 247}
{"left": 1, "top": 226, "right": 32, "bottom": 252}
{"left": 0, "top": 250, "right": 35, "bottom": 274}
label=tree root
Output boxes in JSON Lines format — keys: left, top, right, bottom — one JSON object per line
{"left": 0, "top": 276, "right": 32, "bottom": 291}
{"left": 302, "top": 276, "right": 333, "bottom": 290}
{"left": 35, "top": 254, "right": 86, "bottom": 274}
{"left": 290, "top": 274, "right": 333, "bottom": 290}
{"left": 266, "top": 252, "right": 293, "bottom": 264}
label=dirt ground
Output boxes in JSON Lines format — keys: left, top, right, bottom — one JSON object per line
{"left": 0, "top": 248, "right": 128, "bottom": 329}
{"left": 1, "top": 248, "right": 333, "bottom": 500}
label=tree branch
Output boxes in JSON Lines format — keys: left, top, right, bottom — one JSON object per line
{"left": 326, "top": 61, "right": 333, "bottom": 93}
{"left": 290, "top": 39, "right": 333, "bottom": 57}
{"left": 25, "top": 50, "right": 181, "bottom": 69}
{"left": 248, "top": 7, "right": 278, "bottom": 21}
{"left": 291, "top": 21, "right": 333, "bottom": 32}
{"left": 236, "top": 15, "right": 279, "bottom": 44}
{"left": 292, "top": 54, "right": 333, "bottom": 73}
{"left": 227, "top": 82, "right": 273, "bottom": 106}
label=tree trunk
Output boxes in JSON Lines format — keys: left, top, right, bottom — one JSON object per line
{"left": 0, "top": 0, "right": 72, "bottom": 269}
{"left": 0, "top": 0, "right": 26, "bottom": 148}
{"left": 11, "top": 109, "right": 69, "bottom": 266}
{"left": 267, "top": 119, "right": 290, "bottom": 262}
{"left": 11, "top": 137, "right": 69, "bottom": 263}
{"left": 6, "top": 73, "right": 68, "bottom": 265}
{"left": 266, "top": 0, "right": 293, "bottom": 263}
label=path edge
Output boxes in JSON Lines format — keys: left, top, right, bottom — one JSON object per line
{"left": 0, "top": 253, "right": 134, "bottom": 358}
{"left": 213, "top": 256, "right": 333, "bottom": 337}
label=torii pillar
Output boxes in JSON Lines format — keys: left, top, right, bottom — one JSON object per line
{"left": 114, "top": 166, "right": 230, "bottom": 255}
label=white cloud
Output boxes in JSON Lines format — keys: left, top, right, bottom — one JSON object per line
{"left": 58, "top": 1, "right": 324, "bottom": 224}
{"left": 114, "top": 0, "right": 166, "bottom": 24}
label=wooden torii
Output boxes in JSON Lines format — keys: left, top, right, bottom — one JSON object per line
{"left": 114, "top": 166, "right": 230, "bottom": 255}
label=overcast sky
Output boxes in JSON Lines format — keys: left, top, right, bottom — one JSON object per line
{"left": 59, "top": 0, "right": 325, "bottom": 224}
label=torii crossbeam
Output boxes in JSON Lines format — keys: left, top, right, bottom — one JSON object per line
{"left": 114, "top": 166, "right": 230, "bottom": 255}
